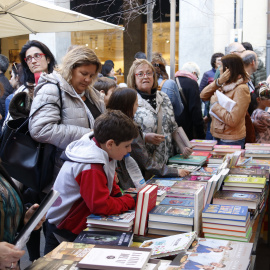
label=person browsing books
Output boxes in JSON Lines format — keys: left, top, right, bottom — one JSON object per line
{"left": 106, "top": 88, "right": 190, "bottom": 187}
{"left": 200, "top": 54, "right": 250, "bottom": 148}
{"left": 250, "top": 81, "right": 270, "bottom": 143}
{"left": 127, "top": 59, "right": 193, "bottom": 166}
{"left": 44, "top": 110, "right": 138, "bottom": 254}
{"left": 0, "top": 163, "right": 45, "bottom": 270}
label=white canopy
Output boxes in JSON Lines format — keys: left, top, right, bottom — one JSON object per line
{"left": 0, "top": 0, "right": 123, "bottom": 39}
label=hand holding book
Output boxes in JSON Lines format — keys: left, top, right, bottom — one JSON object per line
{"left": 178, "top": 169, "right": 190, "bottom": 177}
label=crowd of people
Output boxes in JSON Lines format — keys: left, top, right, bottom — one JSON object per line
{"left": 0, "top": 39, "right": 269, "bottom": 268}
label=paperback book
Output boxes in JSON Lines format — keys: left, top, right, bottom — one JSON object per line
{"left": 160, "top": 197, "right": 194, "bottom": 207}
{"left": 168, "top": 154, "right": 207, "bottom": 166}
{"left": 223, "top": 175, "right": 266, "bottom": 188}
{"left": 77, "top": 245, "right": 152, "bottom": 270}
{"left": 74, "top": 231, "right": 133, "bottom": 246}
{"left": 139, "top": 232, "right": 196, "bottom": 258}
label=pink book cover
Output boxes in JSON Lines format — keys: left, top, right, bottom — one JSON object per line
{"left": 214, "top": 145, "right": 241, "bottom": 149}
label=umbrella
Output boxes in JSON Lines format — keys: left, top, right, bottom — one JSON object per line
{"left": 0, "top": 0, "right": 123, "bottom": 39}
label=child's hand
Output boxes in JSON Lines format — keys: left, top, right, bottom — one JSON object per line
{"left": 145, "top": 133, "right": 165, "bottom": 145}
{"left": 178, "top": 169, "right": 190, "bottom": 177}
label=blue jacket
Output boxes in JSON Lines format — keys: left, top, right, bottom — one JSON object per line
{"left": 158, "top": 77, "right": 184, "bottom": 126}
{"left": 199, "top": 68, "right": 215, "bottom": 92}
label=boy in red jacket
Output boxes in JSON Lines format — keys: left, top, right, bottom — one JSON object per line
{"left": 45, "top": 110, "right": 138, "bottom": 253}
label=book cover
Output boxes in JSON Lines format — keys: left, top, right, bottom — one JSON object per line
{"left": 167, "top": 164, "right": 201, "bottom": 172}
{"left": 148, "top": 220, "right": 193, "bottom": 232}
{"left": 223, "top": 175, "right": 266, "bottom": 188}
{"left": 190, "top": 171, "right": 214, "bottom": 176}
{"left": 194, "top": 186, "right": 205, "bottom": 235}
{"left": 190, "top": 139, "right": 217, "bottom": 146}
{"left": 160, "top": 197, "right": 194, "bottom": 207}
{"left": 74, "top": 231, "right": 133, "bottom": 247}
{"left": 138, "top": 185, "right": 158, "bottom": 235}
{"left": 44, "top": 241, "right": 94, "bottom": 261}
{"left": 229, "top": 167, "right": 267, "bottom": 177}
{"left": 172, "top": 180, "right": 207, "bottom": 190}
{"left": 202, "top": 204, "right": 248, "bottom": 220}
{"left": 214, "top": 145, "right": 241, "bottom": 150}
{"left": 183, "top": 175, "right": 212, "bottom": 182}
{"left": 168, "top": 155, "right": 207, "bottom": 165}
{"left": 166, "top": 188, "right": 198, "bottom": 198}
{"left": 77, "top": 245, "right": 152, "bottom": 270}
{"left": 139, "top": 232, "right": 196, "bottom": 258}
{"left": 87, "top": 210, "right": 135, "bottom": 227}
{"left": 147, "top": 179, "right": 178, "bottom": 187}
{"left": 198, "top": 167, "right": 218, "bottom": 173}
{"left": 191, "top": 151, "right": 211, "bottom": 157}
{"left": 148, "top": 205, "right": 194, "bottom": 225}
{"left": 203, "top": 226, "right": 252, "bottom": 238}
{"left": 213, "top": 190, "right": 260, "bottom": 209}
{"left": 133, "top": 185, "right": 153, "bottom": 235}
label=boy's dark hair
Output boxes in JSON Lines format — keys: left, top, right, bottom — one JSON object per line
{"left": 107, "top": 87, "right": 137, "bottom": 119}
{"left": 104, "top": 60, "right": 114, "bottom": 68}
{"left": 101, "top": 64, "right": 114, "bottom": 77}
{"left": 0, "top": 54, "right": 9, "bottom": 73}
{"left": 242, "top": 42, "right": 253, "bottom": 51}
{"left": 210, "top": 52, "right": 224, "bottom": 68}
{"left": 94, "top": 110, "right": 139, "bottom": 145}
{"left": 19, "top": 40, "right": 57, "bottom": 84}
{"left": 94, "top": 77, "right": 117, "bottom": 95}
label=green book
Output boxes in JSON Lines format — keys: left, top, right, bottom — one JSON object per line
{"left": 223, "top": 175, "right": 266, "bottom": 188}
{"left": 168, "top": 154, "right": 207, "bottom": 166}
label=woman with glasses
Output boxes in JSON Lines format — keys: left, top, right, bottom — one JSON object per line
{"left": 200, "top": 54, "right": 250, "bottom": 148}
{"left": 127, "top": 59, "right": 192, "bottom": 168}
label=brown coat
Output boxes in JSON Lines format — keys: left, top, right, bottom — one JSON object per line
{"left": 200, "top": 80, "right": 250, "bottom": 140}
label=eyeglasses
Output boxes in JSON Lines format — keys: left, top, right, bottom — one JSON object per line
{"left": 135, "top": 71, "right": 153, "bottom": 78}
{"left": 24, "top": 53, "right": 45, "bottom": 64}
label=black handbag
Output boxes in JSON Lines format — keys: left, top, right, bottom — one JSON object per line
{"left": 0, "top": 83, "right": 62, "bottom": 192}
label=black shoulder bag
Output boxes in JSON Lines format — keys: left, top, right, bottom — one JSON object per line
{"left": 0, "top": 83, "right": 63, "bottom": 192}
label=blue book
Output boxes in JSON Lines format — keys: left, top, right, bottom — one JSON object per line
{"left": 160, "top": 197, "right": 194, "bottom": 207}
{"left": 148, "top": 205, "right": 194, "bottom": 225}
{"left": 202, "top": 204, "right": 248, "bottom": 221}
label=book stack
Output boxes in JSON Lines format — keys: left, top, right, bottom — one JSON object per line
{"left": 139, "top": 232, "right": 197, "bottom": 258}
{"left": 245, "top": 150, "right": 270, "bottom": 159}
{"left": 245, "top": 143, "right": 270, "bottom": 151}
{"left": 208, "top": 154, "right": 224, "bottom": 166}
{"left": 202, "top": 204, "right": 252, "bottom": 242}
{"left": 133, "top": 184, "right": 158, "bottom": 236}
{"left": 212, "top": 190, "right": 263, "bottom": 220}
{"left": 168, "top": 154, "right": 208, "bottom": 166}
{"left": 147, "top": 186, "right": 204, "bottom": 236}
{"left": 190, "top": 139, "right": 217, "bottom": 151}
{"left": 212, "top": 145, "right": 242, "bottom": 156}
{"left": 168, "top": 237, "right": 253, "bottom": 270}
{"left": 86, "top": 210, "right": 136, "bottom": 232}
{"left": 222, "top": 175, "right": 267, "bottom": 193}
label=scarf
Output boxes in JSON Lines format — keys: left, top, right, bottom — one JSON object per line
{"left": 136, "top": 88, "right": 157, "bottom": 109}
{"left": 175, "top": 70, "right": 198, "bottom": 82}
{"left": 222, "top": 77, "right": 244, "bottom": 92}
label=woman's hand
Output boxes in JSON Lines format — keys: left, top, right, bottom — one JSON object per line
{"left": 178, "top": 169, "right": 190, "bottom": 177}
{"left": 183, "top": 147, "right": 193, "bottom": 158}
{"left": 0, "top": 242, "right": 24, "bottom": 270}
{"left": 24, "top": 204, "right": 46, "bottom": 230}
{"left": 219, "top": 68, "right": 230, "bottom": 85}
{"left": 145, "top": 133, "right": 165, "bottom": 145}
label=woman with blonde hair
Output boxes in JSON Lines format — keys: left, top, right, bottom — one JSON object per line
{"left": 29, "top": 45, "right": 105, "bottom": 186}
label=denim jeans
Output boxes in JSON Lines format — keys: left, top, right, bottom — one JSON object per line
{"left": 215, "top": 137, "right": 245, "bottom": 149}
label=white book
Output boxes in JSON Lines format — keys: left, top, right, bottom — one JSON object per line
{"left": 194, "top": 186, "right": 204, "bottom": 235}
{"left": 14, "top": 189, "right": 60, "bottom": 250}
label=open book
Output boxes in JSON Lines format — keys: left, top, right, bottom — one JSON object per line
{"left": 209, "top": 90, "right": 236, "bottom": 123}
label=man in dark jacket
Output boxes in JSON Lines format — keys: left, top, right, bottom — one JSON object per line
{"left": 175, "top": 62, "right": 205, "bottom": 140}
{"left": 0, "top": 54, "right": 14, "bottom": 129}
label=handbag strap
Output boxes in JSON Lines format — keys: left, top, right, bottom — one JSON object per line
{"left": 176, "top": 77, "right": 188, "bottom": 106}
{"left": 156, "top": 101, "right": 163, "bottom": 135}
{"left": 157, "top": 79, "right": 167, "bottom": 91}
{"left": 16, "top": 82, "right": 63, "bottom": 132}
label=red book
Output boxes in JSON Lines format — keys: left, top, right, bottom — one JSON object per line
{"left": 138, "top": 185, "right": 158, "bottom": 236}
{"left": 133, "top": 185, "right": 153, "bottom": 235}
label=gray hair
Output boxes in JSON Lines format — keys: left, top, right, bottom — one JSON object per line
{"left": 242, "top": 52, "right": 257, "bottom": 66}
{"left": 0, "top": 54, "right": 9, "bottom": 73}
{"left": 181, "top": 62, "right": 200, "bottom": 77}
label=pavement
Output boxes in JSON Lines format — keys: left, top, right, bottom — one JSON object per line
{"left": 20, "top": 229, "right": 45, "bottom": 270}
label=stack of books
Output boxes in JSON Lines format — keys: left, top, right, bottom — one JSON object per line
{"left": 222, "top": 175, "right": 267, "bottom": 193}
{"left": 147, "top": 186, "right": 204, "bottom": 236}
{"left": 168, "top": 154, "right": 208, "bottom": 166}
{"left": 86, "top": 210, "right": 136, "bottom": 232}
{"left": 212, "top": 145, "right": 242, "bottom": 156}
{"left": 190, "top": 139, "right": 217, "bottom": 151}
{"left": 245, "top": 150, "right": 270, "bottom": 159}
{"left": 208, "top": 154, "right": 224, "bottom": 165}
{"left": 245, "top": 143, "right": 270, "bottom": 151}
{"left": 202, "top": 204, "right": 252, "bottom": 242}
